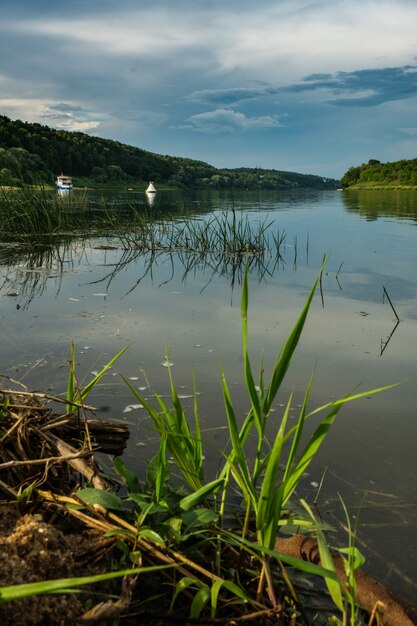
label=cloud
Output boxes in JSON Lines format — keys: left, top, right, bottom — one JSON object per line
{"left": 181, "top": 109, "right": 281, "bottom": 134}
{"left": 285, "top": 65, "right": 417, "bottom": 106}
{"left": 214, "top": 2, "right": 417, "bottom": 81}
{"left": 40, "top": 105, "right": 101, "bottom": 132}
{"left": 0, "top": 99, "right": 101, "bottom": 132}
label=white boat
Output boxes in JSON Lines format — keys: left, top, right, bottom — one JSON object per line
{"left": 146, "top": 181, "right": 157, "bottom": 194}
{"left": 56, "top": 174, "right": 73, "bottom": 191}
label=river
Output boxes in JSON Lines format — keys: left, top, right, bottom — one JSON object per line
{"left": 1, "top": 187, "right": 416, "bottom": 602}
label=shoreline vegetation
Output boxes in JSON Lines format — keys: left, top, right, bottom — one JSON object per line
{"left": 342, "top": 184, "right": 417, "bottom": 190}
{"left": 341, "top": 159, "right": 417, "bottom": 190}
{"left": 1, "top": 267, "right": 416, "bottom": 625}
{"left": 0, "top": 115, "right": 338, "bottom": 191}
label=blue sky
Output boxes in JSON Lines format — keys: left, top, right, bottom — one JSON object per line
{"left": 0, "top": 0, "right": 416, "bottom": 178}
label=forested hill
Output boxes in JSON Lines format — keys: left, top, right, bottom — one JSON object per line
{"left": 0, "top": 115, "right": 338, "bottom": 190}
{"left": 341, "top": 158, "right": 417, "bottom": 188}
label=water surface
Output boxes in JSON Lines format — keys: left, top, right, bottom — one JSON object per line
{"left": 1, "top": 188, "right": 416, "bottom": 601}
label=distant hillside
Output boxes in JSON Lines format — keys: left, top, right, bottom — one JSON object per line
{"left": 341, "top": 158, "right": 417, "bottom": 188}
{"left": 0, "top": 115, "right": 338, "bottom": 190}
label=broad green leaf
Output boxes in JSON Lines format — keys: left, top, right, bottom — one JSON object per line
{"left": 210, "top": 579, "right": 223, "bottom": 619}
{"left": 182, "top": 508, "right": 219, "bottom": 529}
{"left": 338, "top": 547, "right": 365, "bottom": 571}
{"left": 138, "top": 528, "right": 165, "bottom": 546}
{"left": 105, "top": 528, "right": 136, "bottom": 539}
{"left": 179, "top": 477, "right": 224, "bottom": 511}
{"left": 169, "top": 577, "right": 202, "bottom": 612}
{"left": 211, "top": 579, "right": 250, "bottom": 617}
{"left": 190, "top": 585, "right": 210, "bottom": 619}
{"left": 76, "top": 488, "right": 124, "bottom": 511}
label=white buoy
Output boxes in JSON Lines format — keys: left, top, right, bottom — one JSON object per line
{"left": 146, "top": 181, "right": 157, "bottom": 193}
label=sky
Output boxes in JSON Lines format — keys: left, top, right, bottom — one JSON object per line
{"left": 0, "top": 0, "right": 416, "bottom": 179}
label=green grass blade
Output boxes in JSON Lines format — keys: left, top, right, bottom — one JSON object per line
{"left": 121, "top": 376, "right": 164, "bottom": 430}
{"left": 221, "top": 370, "right": 256, "bottom": 505}
{"left": 257, "top": 395, "right": 292, "bottom": 548}
{"left": 192, "top": 371, "right": 203, "bottom": 477}
{"left": 282, "top": 383, "right": 400, "bottom": 505}
{"left": 78, "top": 344, "right": 129, "bottom": 403}
{"left": 305, "top": 382, "right": 402, "bottom": 420}
{"left": 282, "top": 370, "right": 314, "bottom": 484}
{"left": 263, "top": 260, "right": 327, "bottom": 416}
{"left": 0, "top": 565, "right": 173, "bottom": 603}
{"left": 241, "top": 267, "right": 262, "bottom": 435}
{"left": 66, "top": 339, "right": 76, "bottom": 413}
{"left": 155, "top": 430, "right": 168, "bottom": 500}
{"left": 301, "top": 499, "right": 344, "bottom": 611}
{"left": 283, "top": 404, "right": 341, "bottom": 505}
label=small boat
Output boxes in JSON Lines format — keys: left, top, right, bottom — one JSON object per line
{"left": 146, "top": 181, "right": 157, "bottom": 194}
{"left": 56, "top": 174, "right": 73, "bottom": 191}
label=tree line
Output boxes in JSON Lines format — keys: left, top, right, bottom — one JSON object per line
{"left": 341, "top": 158, "right": 417, "bottom": 188}
{"left": 0, "top": 115, "right": 338, "bottom": 189}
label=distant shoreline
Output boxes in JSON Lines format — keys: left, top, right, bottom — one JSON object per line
{"left": 343, "top": 184, "right": 417, "bottom": 191}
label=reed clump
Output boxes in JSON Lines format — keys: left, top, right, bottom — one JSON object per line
{"left": 0, "top": 186, "right": 286, "bottom": 262}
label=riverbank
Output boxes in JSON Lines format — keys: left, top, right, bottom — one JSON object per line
{"left": 342, "top": 183, "right": 417, "bottom": 191}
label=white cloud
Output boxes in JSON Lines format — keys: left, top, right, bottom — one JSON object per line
{"left": 7, "top": 1, "right": 417, "bottom": 83}
{"left": 0, "top": 99, "right": 101, "bottom": 132}
{"left": 11, "top": 10, "right": 209, "bottom": 57}
{"left": 216, "top": 2, "right": 417, "bottom": 80}
{"left": 182, "top": 109, "right": 281, "bottom": 134}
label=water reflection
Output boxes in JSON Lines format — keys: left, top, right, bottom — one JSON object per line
{"left": 342, "top": 189, "right": 417, "bottom": 222}
{"left": 145, "top": 192, "right": 156, "bottom": 209}
{"left": 0, "top": 238, "right": 84, "bottom": 308}
{"left": 0, "top": 235, "right": 286, "bottom": 306}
